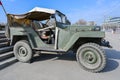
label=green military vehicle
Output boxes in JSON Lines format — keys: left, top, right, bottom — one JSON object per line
{"left": 6, "top": 7, "right": 111, "bottom": 72}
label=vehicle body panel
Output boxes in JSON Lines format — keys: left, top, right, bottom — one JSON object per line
{"left": 10, "top": 25, "right": 105, "bottom": 52}
{"left": 7, "top": 7, "right": 106, "bottom": 53}
{"left": 57, "top": 27, "right": 104, "bottom": 51}
{"left": 10, "top": 27, "right": 53, "bottom": 49}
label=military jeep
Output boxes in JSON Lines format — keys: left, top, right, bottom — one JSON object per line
{"left": 6, "top": 7, "right": 110, "bottom": 72}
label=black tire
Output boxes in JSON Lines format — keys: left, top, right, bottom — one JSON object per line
{"left": 76, "top": 43, "right": 106, "bottom": 73}
{"left": 14, "top": 40, "right": 33, "bottom": 63}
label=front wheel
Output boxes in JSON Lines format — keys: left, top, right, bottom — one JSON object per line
{"left": 76, "top": 43, "right": 106, "bottom": 73}
{"left": 14, "top": 40, "right": 33, "bottom": 63}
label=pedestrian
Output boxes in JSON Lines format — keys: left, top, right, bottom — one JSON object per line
{"left": 112, "top": 28, "right": 116, "bottom": 34}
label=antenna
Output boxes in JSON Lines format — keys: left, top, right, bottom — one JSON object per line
{"left": 0, "top": 0, "right": 10, "bottom": 38}
{"left": 0, "top": 0, "right": 7, "bottom": 15}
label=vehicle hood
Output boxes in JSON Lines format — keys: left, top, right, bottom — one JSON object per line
{"left": 63, "top": 25, "right": 99, "bottom": 32}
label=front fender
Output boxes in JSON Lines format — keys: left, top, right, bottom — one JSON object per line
{"left": 63, "top": 31, "right": 105, "bottom": 51}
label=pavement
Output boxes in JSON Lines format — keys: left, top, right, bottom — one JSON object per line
{"left": 0, "top": 31, "right": 120, "bottom": 80}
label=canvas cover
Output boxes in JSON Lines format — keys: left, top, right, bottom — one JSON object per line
{"left": 7, "top": 7, "right": 57, "bottom": 26}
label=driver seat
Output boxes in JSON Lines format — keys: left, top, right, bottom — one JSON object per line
{"left": 33, "top": 21, "right": 51, "bottom": 43}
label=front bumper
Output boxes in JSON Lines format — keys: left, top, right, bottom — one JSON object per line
{"left": 101, "top": 39, "right": 112, "bottom": 48}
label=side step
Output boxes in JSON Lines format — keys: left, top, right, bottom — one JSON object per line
{"left": 0, "top": 51, "right": 14, "bottom": 61}
{"left": 33, "top": 48, "right": 66, "bottom": 53}
{"left": 0, "top": 57, "right": 17, "bottom": 70}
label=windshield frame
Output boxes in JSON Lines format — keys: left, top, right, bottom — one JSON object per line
{"left": 55, "top": 11, "right": 68, "bottom": 24}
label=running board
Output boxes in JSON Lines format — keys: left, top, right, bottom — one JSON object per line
{"left": 33, "top": 48, "right": 66, "bottom": 53}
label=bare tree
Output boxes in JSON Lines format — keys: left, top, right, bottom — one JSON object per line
{"left": 87, "top": 21, "right": 95, "bottom": 26}
{"left": 75, "top": 19, "right": 87, "bottom": 25}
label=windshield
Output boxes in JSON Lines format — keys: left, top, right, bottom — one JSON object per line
{"left": 55, "top": 11, "right": 69, "bottom": 24}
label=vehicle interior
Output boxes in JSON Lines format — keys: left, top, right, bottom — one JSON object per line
{"left": 7, "top": 12, "right": 58, "bottom": 45}
{"left": 7, "top": 8, "right": 70, "bottom": 48}
{"left": 32, "top": 17, "right": 56, "bottom": 44}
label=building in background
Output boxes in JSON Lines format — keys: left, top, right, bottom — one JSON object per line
{"left": 87, "top": 21, "right": 96, "bottom": 26}
{"left": 102, "top": 17, "right": 120, "bottom": 30}
{"left": 74, "top": 19, "right": 96, "bottom": 26}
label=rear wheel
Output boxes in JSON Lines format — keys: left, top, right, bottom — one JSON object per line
{"left": 76, "top": 43, "right": 106, "bottom": 73}
{"left": 14, "top": 40, "right": 33, "bottom": 63}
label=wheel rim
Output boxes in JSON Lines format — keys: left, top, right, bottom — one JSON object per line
{"left": 83, "top": 50, "right": 97, "bottom": 64}
{"left": 18, "top": 47, "right": 28, "bottom": 57}
{"left": 79, "top": 48, "right": 102, "bottom": 70}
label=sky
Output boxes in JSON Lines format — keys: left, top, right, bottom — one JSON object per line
{"left": 0, "top": 0, "right": 120, "bottom": 25}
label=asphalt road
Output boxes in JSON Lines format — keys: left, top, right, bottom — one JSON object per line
{"left": 0, "top": 32, "right": 120, "bottom": 80}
